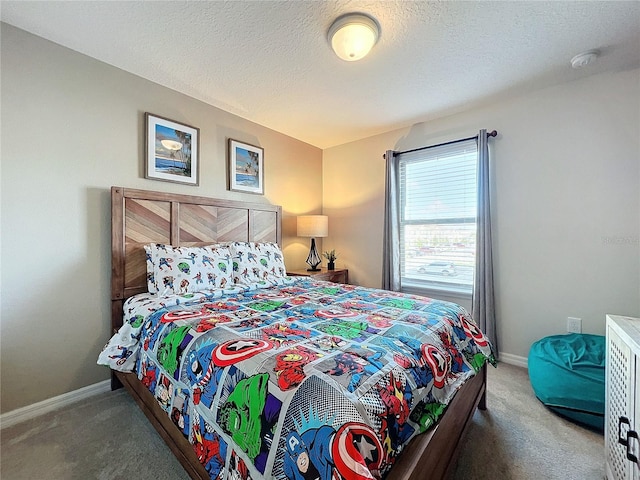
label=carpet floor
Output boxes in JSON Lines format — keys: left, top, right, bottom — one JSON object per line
{"left": 1, "top": 362, "right": 604, "bottom": 479}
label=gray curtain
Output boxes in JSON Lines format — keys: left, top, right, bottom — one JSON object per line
{"left": 472, "top": 129, "right": 498, "bottom": 355}
{"left": 382, "top": 150, "right": 401, "bottom": 291}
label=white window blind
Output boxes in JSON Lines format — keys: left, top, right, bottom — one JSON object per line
{"left": 398, "top": 139, "right": 478, "bottom": 293}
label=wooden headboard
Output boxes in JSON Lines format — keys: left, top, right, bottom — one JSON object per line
{"left": 111, "top": 186, "right": 282, "bottom": 331}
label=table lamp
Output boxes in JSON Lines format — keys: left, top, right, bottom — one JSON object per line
{"left": 297, "top": 215, "right": 328, "bottom": 271}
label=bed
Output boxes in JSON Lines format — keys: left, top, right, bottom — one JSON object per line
{"left": 101, "top": 186, "right": 494, "bottom": 480}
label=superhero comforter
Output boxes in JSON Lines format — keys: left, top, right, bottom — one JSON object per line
{"left": 98, "top": 278, "right": 495, "bottom": 480}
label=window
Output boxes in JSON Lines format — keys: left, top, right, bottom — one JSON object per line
{"left": 398, "top": 139, "right": 478, "bottom": 294}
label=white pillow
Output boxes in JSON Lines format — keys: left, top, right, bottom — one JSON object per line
{"left": 227, "top": 242, "right": 287, "bottom": 286}
{"left": 143, "top": 244, "right": 233, "bottom": 295}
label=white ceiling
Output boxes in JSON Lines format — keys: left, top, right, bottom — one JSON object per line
{"left": 2, "top": 1, "right": 639, "bottom": 149}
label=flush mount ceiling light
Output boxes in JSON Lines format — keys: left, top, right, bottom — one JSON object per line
{"left": 328, "top": 13, "right": 380, "bottom": 62}
{"left": 571, "top": 50, "right": 599, "bottom": 69}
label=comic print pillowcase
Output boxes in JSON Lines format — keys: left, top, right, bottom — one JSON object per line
{"left": 144, "top": 244, "right": 234, "bottom": 295}
{"left": 227, "top": 242, "right": 288, "bottom": 287}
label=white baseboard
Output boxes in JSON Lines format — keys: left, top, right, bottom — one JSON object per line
{"left": 498, "top": 352, "right": 528, "bottom": 369}
{"left": 0, "top": 380, "right": 111, "bottom": 430}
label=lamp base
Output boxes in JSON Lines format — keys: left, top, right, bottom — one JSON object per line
{"left": 305, "top": 238, "right": 322, "bottom": 272}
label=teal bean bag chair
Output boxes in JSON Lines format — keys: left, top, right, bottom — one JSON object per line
{"left": 528, "top": 333, "right": 605, "bottom": 431}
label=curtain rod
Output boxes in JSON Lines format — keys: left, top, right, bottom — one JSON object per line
{"left": 388, "top": 130, "right": 498, "bottom": 158}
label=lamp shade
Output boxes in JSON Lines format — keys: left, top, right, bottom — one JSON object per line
{"left": 328, "top": 13, "right": 380, "bottom": 61}
{"left": 297, "top": 215, "right": 328, "bottom": 238}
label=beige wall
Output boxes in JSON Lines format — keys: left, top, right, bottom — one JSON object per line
{"left": 324, "top": 68, "right": 640, "bottom": 360}
{"left": 0, "top": 24, "right": 322, "bottom": 413}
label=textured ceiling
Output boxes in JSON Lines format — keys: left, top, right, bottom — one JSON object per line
{"left": 2, "top": 1, "right": 639, "bottom": 149}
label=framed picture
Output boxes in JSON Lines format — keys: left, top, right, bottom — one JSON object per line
{"left": 145, "top": 113, "right": 199, "bottom": 186}
{"left": 228, "top": 139, "right": 264, "bottom": 195}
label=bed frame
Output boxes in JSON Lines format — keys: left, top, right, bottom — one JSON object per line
{"left": 110, "top": 186, "right": 487, "bottom": 480}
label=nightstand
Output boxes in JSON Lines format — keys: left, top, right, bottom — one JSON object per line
{"left": 287, "top": 268, "right": 348, "bottom": 284}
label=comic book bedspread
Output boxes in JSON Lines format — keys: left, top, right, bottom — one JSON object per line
{"left": 98, "top": 278, "right": 495, "bottom": 480}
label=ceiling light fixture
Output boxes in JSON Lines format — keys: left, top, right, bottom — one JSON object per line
{"left": 328, "top": 13, "right": 380, "bottom": 62}
{"left": 570, "top": 50, "right": 599, "bottom": 69}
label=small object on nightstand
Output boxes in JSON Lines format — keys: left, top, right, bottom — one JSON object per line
{"left": 287, "top": 268, "right": 348, "bottom": 284}
{"left": 322, "top": 249, "right": 338, "bottom": 270}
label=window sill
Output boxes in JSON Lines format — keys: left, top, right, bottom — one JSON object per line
{"left": 400, "top": 279, "right": 472, "bottom": 304}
